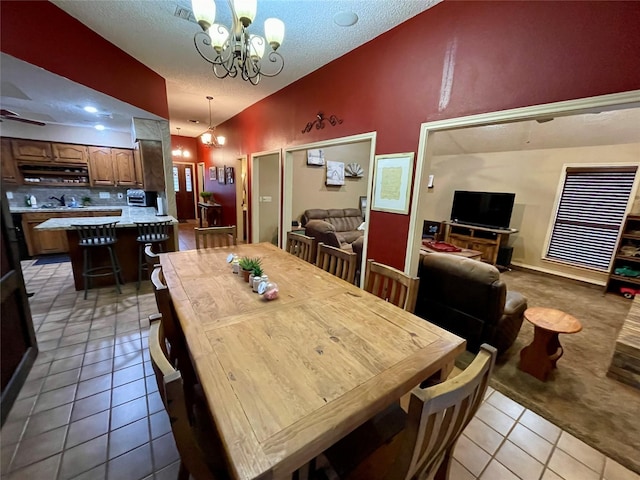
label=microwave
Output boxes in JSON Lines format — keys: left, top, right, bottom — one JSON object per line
{"left": 126, "top": 189, "right": 157, "bottom": 207}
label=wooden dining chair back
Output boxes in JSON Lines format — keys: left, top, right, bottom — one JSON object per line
{"left": 149, "top": 318, "right": 227, "bottom": 480}
{"left": 324, "top": 344, "right": 496, "bottom": 480}
{"left": 316, "top": 242, "right": 357, "bottom": 284}
{"left": 195, "top": 226, "right": 237, "bottom": 249}
{"left": 144, "top": 243, "right": 160, "bottom": 278}
{"left": 286, "top": 231, "right": 316, "bottom": 263}
{"left": 363, "top": 260, "right": 420, "bottom": 313}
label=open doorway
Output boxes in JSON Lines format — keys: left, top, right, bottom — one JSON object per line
{"left": 406, "top": 91, "right": 640, "bottom": 283}
{"left": 283, "top": 132, "right": 376, "bottom": 283}
{"left": 251, "top": 150, "right": 281, "bottom": 244}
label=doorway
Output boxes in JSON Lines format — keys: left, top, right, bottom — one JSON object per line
{"left": 251, "top": 151, "right": 281, "bottom": 244}
{"left": 406, "top": 90, "right": 640, "bottom": 280}
{"left": 173, "top": 162, "right": 197, "bottom": 221}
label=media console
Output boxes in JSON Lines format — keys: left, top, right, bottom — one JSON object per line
{"left": 443, "top": 221, "right": 518, "bottom": 266}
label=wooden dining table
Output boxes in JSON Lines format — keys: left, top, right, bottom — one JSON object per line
{"left": 159, "top": 243, "right": 465, "bottom": 480}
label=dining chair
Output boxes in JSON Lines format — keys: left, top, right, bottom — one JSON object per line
{"left": 322, "top": 344, "right": 497, "bottom": 480}
{"left": 316, "top": 242, "right": 357, "bottom": 284}
{"left": 148, "top": 317, "right": 230, "bottom": 480}
{"left": 363, "top": 259, "right": 420, "bottom": 313}
{"left": 144, "top": 243, "right": 160, "bottom": 276}
{"left": 135, "top": 220, "right": 171, "bottom": 289}
{"left": 286, "top": 231, "right": 316, "bottom": 263}
{"left": 195, "top": 225, "right": 237, "bottom": 249}
{"left": 150, "top": 265, "right": 197, "bottom": 393}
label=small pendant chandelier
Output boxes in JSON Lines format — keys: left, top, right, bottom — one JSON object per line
{"left": 192, "top": 0, "right": 285, "bottom": 86}
{"left": 201, "top": 96, "right": 226, "bottom": 148}
{"left": 172, "top": 127, "right": 191, "bottom": 158}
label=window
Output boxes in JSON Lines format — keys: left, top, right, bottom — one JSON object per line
{"left": 546, "top": 166, "right": 637, "bottom": 270}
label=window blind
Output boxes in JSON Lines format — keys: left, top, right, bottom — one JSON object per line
{"left": 546, "top": 166, "right": 637, "bottom": 270}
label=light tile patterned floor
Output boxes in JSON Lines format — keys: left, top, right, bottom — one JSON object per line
{"left": 1, "top": 259, "right": 639, "bottom": 480}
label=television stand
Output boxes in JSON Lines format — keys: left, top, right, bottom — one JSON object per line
{"left": 443, "top": 221, "right": 518, "bottom": 266}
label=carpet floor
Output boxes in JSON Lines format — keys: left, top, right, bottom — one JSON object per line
{"left": 474, "top": 267, "right": 640, "bottom": 474}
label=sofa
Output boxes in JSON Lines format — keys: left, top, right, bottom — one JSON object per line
{"left": 302, "top": 208, "right": 364, "bottom": 252}
{"left": 414, "top": 252, "right": 527, "bottom": 354}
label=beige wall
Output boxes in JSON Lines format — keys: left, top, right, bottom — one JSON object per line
{"left": 256, "top": 153, "right": 280, "bottom": 244}
{"left": 291, "top": 142, "right": 370, "bottom": 223}
{"left": 422, "top": 143, "right": 640, "bottom": 284}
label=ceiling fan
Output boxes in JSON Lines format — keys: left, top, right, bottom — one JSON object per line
{"left": 0, "top": 109, "right": 46, "bottom": 126}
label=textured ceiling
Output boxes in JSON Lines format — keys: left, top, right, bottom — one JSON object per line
{"left": 44, "top": 0, "right": 441, "bottom": 137}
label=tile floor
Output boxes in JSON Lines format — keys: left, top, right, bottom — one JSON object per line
{"left": 1, "top": 259, "right": 639, "bottom": 480}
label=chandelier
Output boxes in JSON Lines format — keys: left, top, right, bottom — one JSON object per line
{"left": 201, "top": 96, "right": 226, "bottom": 148}
{"left": 171, "top": 127, "right": 191, "bottom": 158}
{"left": 191, "top": 0, "right": 285, "bottom": 85}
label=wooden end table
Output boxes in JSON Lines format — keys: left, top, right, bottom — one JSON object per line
{"left": 519, "top": 307, "right": 582, "bottom": 381}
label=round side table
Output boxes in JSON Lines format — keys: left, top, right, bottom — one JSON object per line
{"left": 519, "top": 307, "right": 582, "bottom": 381}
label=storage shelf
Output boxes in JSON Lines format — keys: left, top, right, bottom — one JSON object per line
{"left": 22, "top": 181, "right": 90, "bottom": 187}
{"left": 20, "top": 169, "right": 87, "bottom": 176}
{"left": 609, "top": 274, "right": 640, "bottom": 285}
{"left": 606, "top": 214, "right": 640, "bottom": 294}
{"left": 615, "top": 255, "right": 640, "bottom": 263}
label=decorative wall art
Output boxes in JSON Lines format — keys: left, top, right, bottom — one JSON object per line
{"left": 326, "top": 161, "right": 345, "bottom": 186}
{"left": 345, "top": 162, "right": 364, "bottom": 178}
{"left": 217, "top": 166, "right": 226, "bottom": 184}
{"left": 226, "top": 166, "right": 235, "bottom": 184}
{"left": 307, "top": 148, "right": 325, "bottom": 166}
{"left": 209, "top": 166, "right": 217, "bottom": 181}
{"left": 371, "top": 152, "right": 414, "bottom": 214}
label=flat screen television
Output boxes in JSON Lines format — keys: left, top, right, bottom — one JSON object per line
{"left": 450, "top": 191, "right": 515, "bottom": 230}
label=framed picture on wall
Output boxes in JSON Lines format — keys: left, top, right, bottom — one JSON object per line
{"left": 371, "top": 152, "right": 414, "bottom": 214}
{"left": 217, "top": 166, "right": 226, "bottom": 184}
{"left": 326, "top": 161, "right": 345, "bottom": 186}
{"left": 307, "top": 148, "right": 325, "bottom": 166}
{"left": 209, "top": 166, "right": 216, "bottom": 181}
{"left": 226, "top": 166, "right": 235, "bottom": 184}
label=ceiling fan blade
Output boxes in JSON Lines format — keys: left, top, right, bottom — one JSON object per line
{"left": 0, "top": 110, "right": 46, "bottom": 126}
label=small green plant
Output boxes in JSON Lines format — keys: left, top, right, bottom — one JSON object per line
{"left": 200, "top": 191, "right": 214, "bottom": 203}
{"left": 238, "top": 256, "right": 261, "bottom": 271}
{"left": 81, "top": 196, "right": 92, "bottom": 206}
{"left": 252, "top": 264, "right": 264, "bottom": 277}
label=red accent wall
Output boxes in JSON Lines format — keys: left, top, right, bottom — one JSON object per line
{"left": 0, "top": 1, "right": 169, "bottom": 119}
{"left": 219, "top": 1, "right": 640, "bottom": 268}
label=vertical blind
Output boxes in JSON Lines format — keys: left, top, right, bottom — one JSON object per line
{"left": 546, "top": 166, "right": 637, "bottom": 270}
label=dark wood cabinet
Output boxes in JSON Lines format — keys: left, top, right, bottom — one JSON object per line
{"left": 1, "top": 139, "right": 22, "bottom": 184}
{"left": 134, "top": 140, "right": 165, "bottom": 192}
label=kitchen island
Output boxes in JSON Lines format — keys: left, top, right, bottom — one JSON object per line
{"left": 35, "top": 207, "right": 178, "bottom": 291}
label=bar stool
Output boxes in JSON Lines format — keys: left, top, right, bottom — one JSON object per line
{"left": 73, "top": 222, "right": 122, "bottom": 299}
{"left": 135, "top": 220, "right": 172, "bottom": 289}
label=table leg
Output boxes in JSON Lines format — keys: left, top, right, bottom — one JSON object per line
{"left": 519, "top": 327, "right": 561, "bottom": 381}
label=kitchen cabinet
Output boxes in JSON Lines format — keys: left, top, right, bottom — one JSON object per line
{"left": 52, "top": 143, "right": 88, "bottom": 164}
{"left": 1, "top": 139, "right": 22, "bottom": 184}
{"left": 134, "top": 140, "right": 165, "bottom": 191}
{"left": 11, "top": 139, "right": 52, "bottom": 163}
{"left": 113, "top": 148, "right": 137, "bottom": 186}
{"left": 88, "top": 146, "right": 116, "bottom": 186}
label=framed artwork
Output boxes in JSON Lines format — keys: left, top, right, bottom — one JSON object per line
{"left": 226, "top": 166, "right": 235, "bottom": 184}
{"left": 209, "top": 166, "right": 217, "bottom": 181}
{"left": 307, "top": 148, "right": 325, "bottom": 166}
{"left": 217, "top": 166, "right": 226, "bottom": 184}
{"left": 326, "top": 161, "right": 345, "bottom": 186}
{"left": 371, "top": 152, "right": 414, "bottom": 214}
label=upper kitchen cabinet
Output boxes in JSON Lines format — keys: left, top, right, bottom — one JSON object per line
{"left": 1, "top": 139, "right": 22, "bottom": 184}
{"left": 88, "top": 146, "right": 115, "bottom": 186}
{"left": 112, "top": 148, "right": 137, "bottom": 186}
{"left": 134, "top": 140, "right": 165, "bottom": 192}
{"left": 11, "top": 139, "right": 52, "bottom": 164}
{"left": 52, "top": 143, "right": 88, "bottom": 164}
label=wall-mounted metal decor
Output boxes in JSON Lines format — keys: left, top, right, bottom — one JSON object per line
{"left": 345, "top": 163, "right": 364, "bottom": 178}
{"left": 302, "top": 112, "right": 343, "bottom": 133}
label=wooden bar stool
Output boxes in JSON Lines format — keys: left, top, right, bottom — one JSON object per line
{"left": 72, "top": 222, "right": 122, "bottom": 299}
{"left": 135, "top": 220, "right": 172, "bottom": 289}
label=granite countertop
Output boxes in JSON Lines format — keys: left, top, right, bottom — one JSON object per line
{"left": 11, "top": 205, "right": 126, "bottom": 214}
{"left": 34, "top": 207, "right": 178, "bottom": 231}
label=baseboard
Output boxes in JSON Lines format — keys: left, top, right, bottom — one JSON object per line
{"left": 509, "top": 261, "right": 606, "bottom": 287}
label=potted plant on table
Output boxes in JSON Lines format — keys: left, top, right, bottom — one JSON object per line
{"left": 238, "top": 256, "right": 261, "bottom": 282}
{"left": 200, "top": 191, "right": 214, "bottom": 204}
{"left": 251, "top": 264, "right": 264, "bottom": 292}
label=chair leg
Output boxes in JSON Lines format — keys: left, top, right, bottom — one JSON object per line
{"left": 137, "top": 243, "right": 143, "bottom": 290}
{"left": 433, "top": 449, "right": 453, "bottom": 480}
{"left": 106, "top": 246, "right": 122, "bottom": 294}
{"left": 178, "top": 461, "right": 190, "bottom": 480}
{"left": 82, "top": 247, "right": 89, "bottom": 300}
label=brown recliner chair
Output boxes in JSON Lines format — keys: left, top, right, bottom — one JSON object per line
{"left": 414, "top": 252, "right": 527, "bottom": 354}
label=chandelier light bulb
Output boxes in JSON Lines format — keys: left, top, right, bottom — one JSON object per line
{"left": 233, "top": 0, "right": 257, "bottom": 27}
{"left": 264, "top": 18, "right": 284, "bottom": 50}
{"left": 208, "top": 24, "right": 229, "bottom": 52}
{"left": 217, "top": 136, "right": 226, "bottom": 146}
{"left": 191, "top": 0, "right": 216, "bottom": 30}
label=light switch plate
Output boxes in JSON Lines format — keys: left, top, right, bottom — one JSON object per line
{"left": 427, "top": 175, "right": 434, "bottom": 188}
